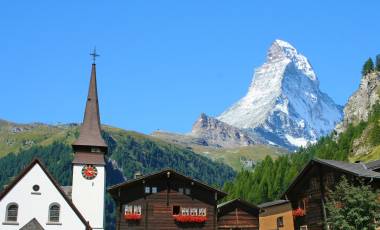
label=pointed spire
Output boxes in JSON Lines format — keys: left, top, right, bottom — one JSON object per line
{"left": 73, "top": 63, "right": 107, "bottom": 150}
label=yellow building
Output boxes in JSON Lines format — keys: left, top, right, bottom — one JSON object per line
{"left": 259, "top": 200, "right": 294, "bottom": 230}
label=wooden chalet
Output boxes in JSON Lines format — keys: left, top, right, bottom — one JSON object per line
{"left": 108, "top": 169, "right": 227, "bottom": 230}
{"left": 283, "top": 158, "right": 380, "bottom": 230}
{"left": 217, "top": 198, "right": 259, "bottom": 230}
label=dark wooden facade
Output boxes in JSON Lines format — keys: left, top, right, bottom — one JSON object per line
{"left": 217, "top": 199, "right": 259, "bottom": 230}
{"left": 283, "top": 159, "right": 380, "bottom": 230}
{"left": 108, "top": 169, "right": 227, "bottom": 230}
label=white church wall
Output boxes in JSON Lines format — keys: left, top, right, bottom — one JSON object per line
{"left": 72, "top": 164, "right": 105, "bottom": 229}
{"left": 0, "top": 164, "right": 87, "bottom": 230}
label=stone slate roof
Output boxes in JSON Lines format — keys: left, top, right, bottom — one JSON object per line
{"left": 314, "top": 159, "right": 380, "bottom": 179}
{"left": 283, "top": 158, "right": 380, "bottom": 197}
{"left": 366, "top": 159, "right": 380, "bottom": 170}
{"left": 20, "top": 218, "right": 44, "bottom": 230}
{"left": 258, "top": 199, "right": 289, "bottom": 208}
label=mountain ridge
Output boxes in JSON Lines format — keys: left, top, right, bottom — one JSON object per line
{"left": 218, "top": 39, "right": 343, "bottom": 149}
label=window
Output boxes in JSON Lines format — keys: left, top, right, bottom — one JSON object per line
{"left": 133, "top": 205, "right": 142, "bottom": 215}
{"left": 6, "top": 203, "right": 18, "bottom": 222}
{"left": 277, "top": 216, "right": 284, "bottom": 228}
{"left": 173, "top": 206, "right": 180, "bottom": 215}
{"left": 152, "top": 187, "right": 158, "bottom": 193}
{"left": 181, "top": 208, "right": 189, "bottom": 216}
{"left": 91, "top": 147, "right": 101, "bottom": 153}
{"left": 125, "top": 205, "right": 133, "bottom": 214}
{"left": 178, "top": 187, "right": 190, "bottom": 195}
{"left": 190, "top": 208, "right": 198, "bottom": 216}
{"left": 145, "top": 186, "right": 151, "bottom": 194}
{"left": 49, "top": 203, "right": 60, "bottom": 223}
{"left": 32, "top": 185, "right": 40, "bottom": 192}
{"left": 198, "top": 208, "right": 207, "bottom": 216}
{"left": 298, "top": 198, "right": 308, "bottom": 215}
{"left": 300, "top": 225, "right": 308, "bottom": 230}
{"left": 125, "top": 205, "right": 142, "bottom": 215}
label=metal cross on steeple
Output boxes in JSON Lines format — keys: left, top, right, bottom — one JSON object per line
{"left": 90, "top": 47, "right": 100, "bottom": 64}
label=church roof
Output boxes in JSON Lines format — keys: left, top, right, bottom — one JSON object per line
{"left": 0, "top": 159, "right": 91, "bottom": 229}
{"left": 73, "top": 64, "right": 107, "bottom": 149}
{"left": 20, "top": 218, "right": 44, "bottom": 230}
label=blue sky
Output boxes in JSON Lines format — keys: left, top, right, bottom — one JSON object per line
{"left": 1, "top": 1, "right": 379, "bottom": 134}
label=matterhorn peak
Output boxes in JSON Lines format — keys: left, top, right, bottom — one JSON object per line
{"left": 267, "top": 39, "right": 316, "bottom": 81}
{"left": 217, "top": 40, "right": 342, "bottom": 149}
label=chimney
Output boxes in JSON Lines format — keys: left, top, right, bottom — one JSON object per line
{"left": 134, "top": 171, "right": 143, "bottom": 179}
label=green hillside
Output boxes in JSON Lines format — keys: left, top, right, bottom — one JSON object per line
{"left": 223, "top": 102, "right": 380, "bottom": 206}
{"left": 191, "top": 145, "right": 287, "bottom": 171}
{"left": 0, "top": 120, "right": 235, "bottom": 229}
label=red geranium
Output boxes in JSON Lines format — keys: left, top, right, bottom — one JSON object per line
{"left": 125, "top": 213, "right": 142, "bottom": 221}
{"left": 292, "top": 207, "right": 305, "bottom": 217}
{"left": 173, "top": 215, "right": 207, "bottom": 223}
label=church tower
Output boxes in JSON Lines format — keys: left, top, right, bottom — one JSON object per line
{"left": 72, "top": 55, "right": 107, "bottom": 229}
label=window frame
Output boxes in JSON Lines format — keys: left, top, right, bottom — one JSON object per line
{"left": 48, "top": 203, "right": 61, "bottom": 223}
{"left": 172, "top": 205, "right": 180, "bottom": 215}
{"left": 277, "top": 216, "right": 284, "bottom": 228}
{"left": 5, "top": 203, "right": 18, "bottom": 223}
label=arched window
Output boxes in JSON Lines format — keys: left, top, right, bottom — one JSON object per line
{"left": 6, "top": 203, "right": 18, "bottom": 222}
{"left": 48, "top": 203, "right": 60, "bottom": 223}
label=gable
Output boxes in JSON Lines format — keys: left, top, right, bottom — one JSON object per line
{"left": 20, "top": 218, "right": 44, "bottom": 230}
{"left": 0, "top": 159, "right": 89, "bottom": 229}
{"left": 109, "top": 169, "right": 227, "bottom": 204}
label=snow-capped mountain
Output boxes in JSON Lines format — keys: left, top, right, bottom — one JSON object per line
{"left": 218, "top": 39, "right": 343, "bottom": 149}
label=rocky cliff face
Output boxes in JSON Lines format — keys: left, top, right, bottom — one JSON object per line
{"left": 190, "top": 113, "right": 262, "bottom": 148}
{"left": 336, "top": 71, "right": 380, "bottom": 132}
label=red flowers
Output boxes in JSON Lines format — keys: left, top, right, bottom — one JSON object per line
{"left": 173, "top": 215, "right": 207, "bottom": 223}
{"left": 125, "top": 213, "right": 142, "bottom": 221}
{"left": 292, "top": 207, "right": 305, "bottom": 217}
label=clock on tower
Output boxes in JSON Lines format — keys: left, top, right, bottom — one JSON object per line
{"left": 71, "top": 54, "right": 108, "bottom": 230}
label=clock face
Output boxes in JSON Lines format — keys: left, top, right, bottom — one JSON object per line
{"left": 82, "top": 165, "right": 98, "bottom": 180}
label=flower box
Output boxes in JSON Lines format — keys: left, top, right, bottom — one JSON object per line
{"left": 292, "top": 208, "right": 305, "bottom": 217}
{"left": 125, "top": 213, "right": 142, "bottom": 221}
{"left": 173, "top": 215, "right": 207, "bottom": 223}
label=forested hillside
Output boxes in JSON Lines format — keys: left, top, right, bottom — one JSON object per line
{"left": 0, "top": 122, "right": 235, "bottom": 229}
{"left": 224, "top": 68, "right": 380, "bottom": 206}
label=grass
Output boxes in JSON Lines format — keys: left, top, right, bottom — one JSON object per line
{"left": 192, "top": 145, "right": 288, "bottom": 171}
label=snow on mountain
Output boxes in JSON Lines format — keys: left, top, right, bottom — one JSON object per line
{"left": 218, "top": 39, "right": 343, "bottom": 149}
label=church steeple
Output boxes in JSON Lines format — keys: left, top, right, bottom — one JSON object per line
{"left": 72, "top": 63, "right": 107, "bottom": 151}
{"left": 71, "top": 55, "right": 107, "bottom": 230}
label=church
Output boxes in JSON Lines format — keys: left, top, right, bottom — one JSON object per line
{"left": 0, "top": 56, "right": 108, "bottom": 229}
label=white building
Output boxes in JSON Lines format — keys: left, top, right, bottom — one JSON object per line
{"left": 0, "top": 159, "right": 90, "bottom": 230}
{"left": 0, "top": 58, "right": 108, "bottom": 230}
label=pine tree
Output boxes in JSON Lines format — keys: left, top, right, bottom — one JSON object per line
{"left": 362, "top": 58, "right": 374, "bottom": 75}
{"left": 376, "top": 55, "right": 380, "bottom": 72}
